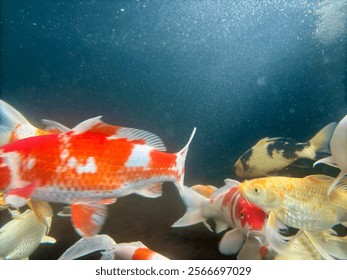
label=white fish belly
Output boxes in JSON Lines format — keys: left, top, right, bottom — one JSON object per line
{"left": 32, "top": 175, "right": 177, "bottom": 204}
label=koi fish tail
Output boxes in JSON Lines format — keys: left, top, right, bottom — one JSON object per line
{"left": 59, "top": 234, "right": 117, "bottom": 260}
{"left": 174, "top": 127, "right": 197, "bottom": 195}
{"left": 171, "top": 185, "right": 212, "bottom": 231}
{"left": 0, "top": 99, "right": 34, "bottom": 145}
{"left": 307, "top": 122, "right": 337, "bottom": 160}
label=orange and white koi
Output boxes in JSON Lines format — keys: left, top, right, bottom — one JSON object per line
{"left": 59, "top": 234, "right": 169, "bottom": 260}
{"left": 172, "top": 179, "right": 269, "bottom": 258}
{"left": 314, "top": 115, "right": 347, "bottom": 195}
{"left": 0, "top": 115, "right": 196, "bottom": 237}
{"left": 237, "top": 175, "right": 347, "bottom": 253}
{"left": 0, "top": 99, "right": 68, "bottom": 146}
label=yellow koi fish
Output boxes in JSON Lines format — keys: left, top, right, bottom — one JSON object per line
{"left": 237, "top": 175, "right": 347, "bottom": 252}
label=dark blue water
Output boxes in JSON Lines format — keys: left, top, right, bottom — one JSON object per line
{"left": 1, "top": 0, "right": 346, "bottom": 259}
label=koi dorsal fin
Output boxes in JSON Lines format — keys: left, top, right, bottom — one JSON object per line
{"left": 72, "top": 116, "right": 167, "bottom": 151}
{"left": 41, "top": 119, "right": 70, "bottom": 133}
{"left": 210, "top": 178, "right": 240, "bottom": 199}
{"left": 109, "top": 126, "right": 167, "bottom": 151}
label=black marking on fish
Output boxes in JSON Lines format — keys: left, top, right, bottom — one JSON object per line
{"left": 240, "top": 148, "right": 253, "bottom": 171}
{"left": 267, "top": 138, "right": 309, "bottom": 159}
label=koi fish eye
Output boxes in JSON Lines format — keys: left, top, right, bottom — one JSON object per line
{"left": 240, "top": 213, "right": 244, "bottom": 219}
{"left": 254, "top": 187, "right": 260, "bottom": 193}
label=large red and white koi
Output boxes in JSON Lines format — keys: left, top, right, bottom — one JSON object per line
{"left": 0, "top": 115, "right": 196, "bottom": 237}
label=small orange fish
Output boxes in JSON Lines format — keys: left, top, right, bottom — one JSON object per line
{"left": 0, "top": 116, "right": 196, "bottom": 237}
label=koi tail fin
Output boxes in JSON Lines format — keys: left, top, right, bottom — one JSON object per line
{"left": 171, "top": 185, "right": 212, "bottom": 231}
{"left": 308, "top": 122, "right": 337, "bottom": 160}
{"left": 59, "top": 235, "right": 117, "bottom": 260}
{"left": 0, "top": 99, "right": 34, "bottom": 145}
{"left": 174, "top": 127, "right": 197, "bottom": 195}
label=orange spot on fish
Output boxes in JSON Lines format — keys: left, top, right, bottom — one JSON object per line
{"left": 132, "top": 248, "right": 154, "bottom": 260}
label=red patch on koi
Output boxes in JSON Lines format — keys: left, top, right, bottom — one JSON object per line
{"left": 132, "top": 248, "right": 154, "bottom": 260}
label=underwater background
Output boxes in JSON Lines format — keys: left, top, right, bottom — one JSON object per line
{"left": 1, "top": 0, "right": 346, "bottom": 259}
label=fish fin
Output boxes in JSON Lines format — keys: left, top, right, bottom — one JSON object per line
{"left": 290, "top": 159, "right": 313, "bottom": 169}
{"left": 313, "top": 156, "right": 338, "bottom": 168}
{"left": 71, "top": 202, "right": 108, "bottom": 237}
{"left": 237, "top": 238, "right": 266, "bottom": 260}
{"left": 218, "top": 228, "right": 245, "bottom": 255}
{"left": 108, "top": 127, "right": 167, "bottom": 152}
{"left": 309, "top": 122, "right": 337, "bottom": 159}
{"left": 59, "top": 235, "right": 116, "bottom": 260}
{"left": 100, "top": 251, "right": 115, "bottom": 260}
{"left": 57, "top": 206, "right": 71, "bottom": 217}
{"left": 327, "top": 171, "right": 347, "bottom": 196}
{"left": 0, "top": 99, "right": 33, "bottom": 145}
{"left": 214, "top": 219, "right": 229, "bottom": 233}
{"left": 265, "top": 211, "right": 290, "bottom": 254}
{"left": 41, "top": 235, "right": 56, "bottom": 244}
{"left": 41, "top": 119, "right": 70, "bottom": 133}
{"left": 27, "top": 200, "right": 53, "bottom": 228}
{"left": 305, "top": 230, "right": 347, "bottom": 260}
{"left": 135, "top": 183, "right": 163, "bottom": 198}
{"left": 5, "top": 181, "right": 39, "bottom": 208}
{"left": 255, "top": 137, "right": 271, "bottom": 145}
{"left": 72, "top": 116, "right": 167, "bottom": 151}
{"left": 210, "top": 178, "right": 240, "bottom": 199}
{"left": 172, "top": 185, "right": 208, "bottom": 228}
{"left": 174, "top": 128, "right": 197, "bottom": 196}
{"left": 190, "top": 185, "right": 217, "bottom": 198}
{"left": 58, "top": 199, "right": 115, "bottom": 218}
{"left": 100, "top": 198, "right": 117, "bottom": 205}
{"left": 71, "top": 116, "right": 104, "bottom": 134}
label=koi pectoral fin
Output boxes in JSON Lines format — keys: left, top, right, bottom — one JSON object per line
{"left": 71, "top": 202, "right": 108, "bottom": 237}
{"left": 218, "top": 228, "right": 245, "bottom": 256}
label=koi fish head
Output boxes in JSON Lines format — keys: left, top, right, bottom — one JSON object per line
{"left": 236, "top": 197, "right": 267, "bottom": 231}
{"left": 233, "top": 148, "right": 254, "bottom": 178}
{"left": 237, "top": 179, "right": 281, "bottom": 213}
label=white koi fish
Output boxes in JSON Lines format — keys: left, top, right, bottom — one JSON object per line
{"left": 59, "top": 234, "right": 169, "bottom": 260}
